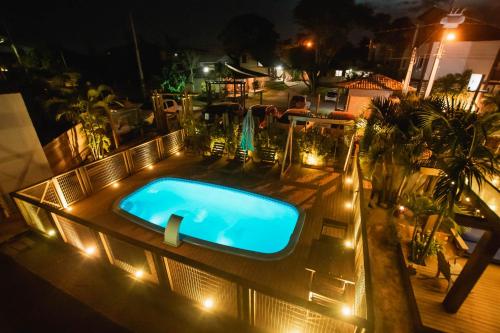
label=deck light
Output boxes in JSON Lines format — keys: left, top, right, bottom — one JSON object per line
{"left": 465, "top": 197, "right": 470, "bottom": 202}
{"left": 85, "top": 246, "right": 96, "bottom": 256}
{"left": 399, "top": 205, "right": 405, "bottom": 212}
{"left": 148, "top": 165, "right": 154, "bottom": 170}
{"left": 446, "top": 32, "right": 456, "bottom": 41}
{"left": 489, "top": 204, "right": 497, "bottom": 211}
{"left": 345, "top": 177, "right": 353, "bottom": 184}
{"left": 492, "top": 178, "right": 499, "bottom": 186}
{"left": 203, "top": 66, "right": 210, "bottom": 73}
{"left": 134, "top": 270, "right": 144, "bottom": 279}
{"left": 341, "top": 305, "right": 352, "bottom": 316}
{"left": 65, "top": 206, "right": 73, "bottom": 212}
{"left": 451, "top": 181, "right": 455, "bottom": 185}
{"left": 47, "top": 229, "right": 56, "bottom": 237}
{"left": 304, "top": 40, "right": 313, "bottom": 48}
{"left": 202, "top": 297, "right": 214, "bottom": 309}
{"left": 344, "top": 240, "right": 353, "bottom": 248}
{"left": 112, "top": 182, "right": 119, "bottom": 188}
{"left": 344, "top": 201, "right": 352, "bottom": 209}
{"left": 175, "top": 151, "right": 181, "bottom": 156}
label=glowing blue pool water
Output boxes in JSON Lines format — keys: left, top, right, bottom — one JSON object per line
{"left": 115, "top": 178, "right": 303, "bottom": 259}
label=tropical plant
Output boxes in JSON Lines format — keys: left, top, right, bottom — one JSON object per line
{"left": 432, "top": 70, "right": 471, "bottom": 108}
{"left": 161, "top": 63, "right": 187, "bottom": 93}
{"left": 359, "top": 97, "right": 426, "bottom": 206}
{"left": 55, "top": 85, "right": 116, "bottom": 161}
{"left": 482, "top": 91, "right": 500, "bottom": 113}
{"left": 182, "top": 51, "right": 200, "bottom": 89}
{"left": 414, "top": 97, "right": 500, "bottom": 263}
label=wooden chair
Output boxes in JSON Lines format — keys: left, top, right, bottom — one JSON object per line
{"left": 259, "top": 146, "right": 279, "bottom": 166}
{"left": 206, "top": 142, "right": 225, "bottom": 160}
{"left": 233, "top": 147, "right": 250, "bottom": 163}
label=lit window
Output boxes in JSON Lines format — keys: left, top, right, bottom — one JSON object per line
{"left": 335, "top": 70, "right": 343, "bottom": 77}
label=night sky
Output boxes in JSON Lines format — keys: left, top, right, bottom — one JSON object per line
{"left": 2, "top": 0, "right": 496, "bottom": 54}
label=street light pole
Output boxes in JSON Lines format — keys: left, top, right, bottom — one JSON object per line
{"left": 423, "top": 9, "right": 465, "bottom": 98}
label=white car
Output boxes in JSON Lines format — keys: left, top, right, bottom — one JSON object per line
{"left": 163, "top": 99, "right": 180, "bottom": 113}
{"left": 324, "top": 90, "right": 338, "bottom": 102}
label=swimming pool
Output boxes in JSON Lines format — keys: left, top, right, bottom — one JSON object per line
{"left": 114, "top": 178, "right": 304, "bottom": 260}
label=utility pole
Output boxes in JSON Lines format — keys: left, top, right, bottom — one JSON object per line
{"left": 402, "top": 24, "right": 419, "bottom": 95}
{"left": 129, "top": 11, "right": 147, "bottom": 98}
{"left": 424, "top": 9, "right": 465, "bottom": 98}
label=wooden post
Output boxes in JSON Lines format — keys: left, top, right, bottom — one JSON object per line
{"left": 259, "top": 90, "right": 263, "bottom": 105}
{"left": 280, "top": 119, "right": 295, "bottom": 179}
{"left": 315, "top": 93, "right": 320, "bottom": 114}
{"left": 443, "top": 230, "right": 500, "bottom": 313}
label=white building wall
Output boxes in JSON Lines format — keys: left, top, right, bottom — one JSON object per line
{"left": 412, "top": 40, "right": 500, "bottom": 81}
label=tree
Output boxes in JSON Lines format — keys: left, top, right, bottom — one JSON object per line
{"left": 415, "top": 98, "right": 500, "bottom": 263}
{"left": 432, "top": 70, "right": 471, "bottom": 108}
{"left": 182, "top": 50, "right": 200, "bottom": 90}
{"left": 482, "top": 91, "right": 500, "bottom": 113}
{"left": 218, "top": 14, "right": 279, "bottom": 65}
{"left": 293, "top": 0, "right": 374, "bottom": 93}
{"left": 160, "top": 62, "right": 187, "bottom": 93}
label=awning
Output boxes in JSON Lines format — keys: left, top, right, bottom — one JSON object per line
{"left": 225, "top": 63, "right": 268, "bottom": 79}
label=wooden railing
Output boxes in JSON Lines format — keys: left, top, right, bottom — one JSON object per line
{"left": 11, "top": 129, "right": 373, "bottom": 333}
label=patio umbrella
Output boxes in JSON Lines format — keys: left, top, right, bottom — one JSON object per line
{"left": 240, "top": 109, "right": 255, "bottom": 154}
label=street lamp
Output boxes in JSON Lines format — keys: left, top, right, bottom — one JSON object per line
{"left": 424, "top": 10, "right": 465, "bottom": 98}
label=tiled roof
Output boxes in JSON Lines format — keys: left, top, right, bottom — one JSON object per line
{"left": 337, "top": 74, "right": 415, "bottom": 91}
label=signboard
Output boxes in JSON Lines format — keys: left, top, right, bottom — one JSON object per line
{"left": 468, "top": 73, "right": 484, "bottom": 92}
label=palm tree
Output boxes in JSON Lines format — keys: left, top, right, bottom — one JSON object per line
{"left": 359, "top": 97, "right": 425, "bottom": 206}
{"left": 432, "top": 70, "right": 471, "bottom": 109}
{"left": 415, "top": 97, "right": 500, "bottom": 263}
{"left": 482, "top": 91, "right": 500, "bottom": 113}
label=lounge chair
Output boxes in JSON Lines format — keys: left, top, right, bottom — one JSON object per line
{"left": 202, "top": 142, "right": 225, "bottom": 165}
{"left": 258, "top": 146, "right": 279, "bottom": 166}
{"left": 233, "top": 147, "right": 250, "bottom": 163}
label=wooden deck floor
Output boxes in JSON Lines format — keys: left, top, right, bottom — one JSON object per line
{"left": 66, "top": 152, "right": 352, "bottom": 300}
{"left": 399, "top": 224, "right": 500, "bottom": 333}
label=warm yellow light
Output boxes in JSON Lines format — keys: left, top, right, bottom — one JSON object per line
{"left": 148, "top": 165, "right": 154, "bottom": 170}
{"left": 85, "top": 246, "right": 96, "bottom": 256}
{"left": 47, "top": 229, "right": 56, "bottom": 237}
{"left": 492, "top": 178, "right": 499, "bottom": 186}
{"left": 202, "top": 298, "right": 214, "bottom": 309}
{"left": 305, "top": 40, "right": 313, "bottom": 48}
{"left": 451, "top": 181, "right": 455, "bottom": 185}
{"left": 446, "top": 32, "right": 456, "bottom": 41}
{"left": 490, "top": 204, "right": 497, "bottom": 211}
{"left": 399, "top": 205, "right": 405, "bottom": 212}
{"left": 465, "top": 197, "right": 470, "bottom": 202}
{"left": 134, "top": 270, "right": 144, "bottom": 279}
{"left": 344, "top": 240, "right": 353, "bottom": 248}
{"left": 345, "top": 177, "right": 353, "bottom": 184}
{"left": 175, "top": 151, "right": 181, "bottom": 156}
{"left": 341, "top": 305, "right": 352, "bottom": 316}
{"left": 112, "top": 182, "right": 119, "bottom": 188}
{"left": 306, "top": 154, "right": 318, "bottom": 166}
{"left": 65, "top": 206, "right": 73, "bottom": 212}
{"left": 345, "top": 201, "right": 352, "bottom": 209}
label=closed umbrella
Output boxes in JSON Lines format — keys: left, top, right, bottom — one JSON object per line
{"left": 240, "top": 109, "right": 254, "bottom": 165}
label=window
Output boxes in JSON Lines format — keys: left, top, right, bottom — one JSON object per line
{"left": 335, "top": 70, "right": 343, "bottom": 77}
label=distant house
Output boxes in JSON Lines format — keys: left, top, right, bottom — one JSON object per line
{"left": 336, "top": 74, "right": 414, "bottom": 116}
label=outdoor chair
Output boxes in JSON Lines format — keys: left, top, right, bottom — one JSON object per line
{"left": 233, "top": 147, "right": 251, "bottom": 163}
{"left": 435, "top": 251, "right": 460, "bottom": 292}
{"left": 258, "top": 146, "right": 279, "bottom": 166}
{"left": 206, "top": 142, "right": 225, "bottom": 160}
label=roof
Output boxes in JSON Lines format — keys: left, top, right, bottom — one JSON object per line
{"left": 225, "top": 63, "right": 268, "bottom": 79}
{"left": 336, "top": 74, "right": 414, "bottom": 91}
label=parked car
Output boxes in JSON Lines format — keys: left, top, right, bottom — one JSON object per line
{"left": 324, "top": 89, "right": 338, "bottom": 102}
{"left": 202, "top": 102, "right": 245, "bottom": 123}
{"left": 162, "top": 99, "right": 180, "bottom": 114}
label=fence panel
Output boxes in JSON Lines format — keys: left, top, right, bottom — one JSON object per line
{"left": 52, "top": 213, "right": 101, "bottom": 257}
{"left": 254, "top": 291, "right": 357, "bottom": 333}
{"left": 164, "top": 257, "right": 238, "bottom": 318}
{"left": 54, "top": 170, "right": 87, "bottom": 205}
{"left": 14, "top": 198, "right": 54, "bottom": 233}
{"left": 19, "top": 180, "right": 61, "bottom": 209}
{"left": 161, "top": 130, "right": 183, "bottom": 157}
{"left": 129, "top": 139, "right": 161, "bottom": 172}
{"left": 84, "top": 153, "right": 129, "bottom": 192}
{"left": 99, "top": 233, "right": 158, "bottom": 284}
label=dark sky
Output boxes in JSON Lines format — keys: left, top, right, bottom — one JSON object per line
{"left": 2, "top": 0, "right": 496, "bottom": 54}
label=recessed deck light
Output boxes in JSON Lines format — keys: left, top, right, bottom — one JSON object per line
{"left": 341, "top": 305, "right": 352, "bottom": 316}
{"left": 85, "top": 246, "right": 96, "bottom": 256}
{"left": 202, "top": 298, "right": 214, "bottom": 309}
{"left": 47, "top": 229, "right": 56, "bottom": 236}
{"left": 134, "top": 270, "right": 144, "bottom": 279}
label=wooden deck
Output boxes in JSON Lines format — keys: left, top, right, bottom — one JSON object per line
{"left": 66, "top": 152, "right": 352, "bottom": 300}
{"left": 398, "top": 224, "right": 500, "bottom": 333}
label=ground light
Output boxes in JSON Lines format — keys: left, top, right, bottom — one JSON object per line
{"left": 465, "top": 197, "right": 470, "bottom": 202}
{"left": 345, "top": 177, "right": 353, "bottom": 185}
{"left": 112, "top": 182, "right": 120, "bottom": 188}
{"left": 399, "top": 205, "right": 405, "bottom": 212}
{"left": 344, "top": 201, "right": 352, "bottom": 209}
{"left": 446, "top": 32, "right": 456, "bottom": 41}
{"left": 47, "top": 229, "right": 56, "bottom": 237}
{"left": 344, "top": 240, "right": 353, "bottom": 248}
{"left": 202, "top": 297, "right": 214, "bottom": 309}
{"left": 134, "top": 269, "right": 144, "bottom": 279}
{"left": 148, "top": 165, "right": 154, "bottom": 170}
{"left": 341, "top": 305, "right": 352, "bottom": 316}
{"left": 65, "top": 206, "right": 73, "bottom": 212}
{"left": 175, "top": 151, "right": 181, "bottom": 156}
{"left": 85, "top": 246, "right": 96, "bottom": 256}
